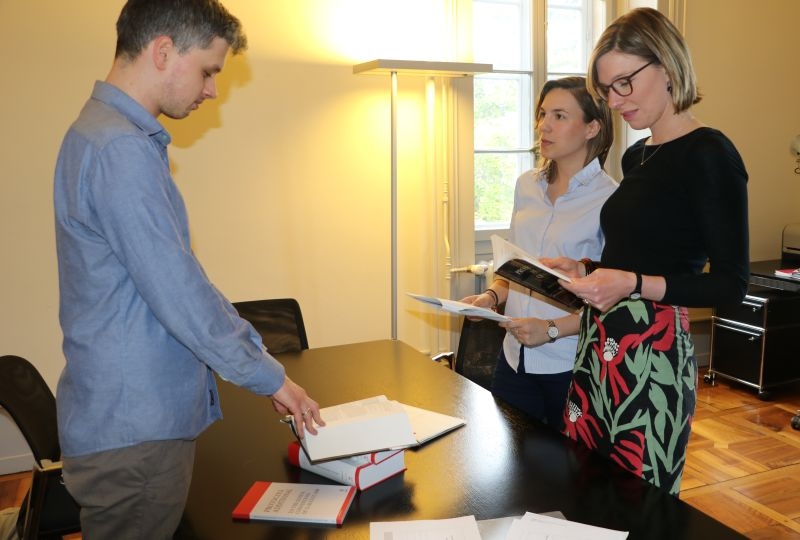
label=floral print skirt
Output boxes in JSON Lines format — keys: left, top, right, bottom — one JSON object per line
{"left": 562, "top": 300, "right": 697, "bottom": 495}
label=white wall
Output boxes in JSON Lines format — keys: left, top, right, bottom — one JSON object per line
{"left": 0, "top": 411, "right": 34, "bottom": 474}
{"left": 684, "top": 0, "right": 800, "bottom": 261}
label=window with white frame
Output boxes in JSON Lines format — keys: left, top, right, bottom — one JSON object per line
{"left": 472, "top": 0, "right": 606, "bottom": 240}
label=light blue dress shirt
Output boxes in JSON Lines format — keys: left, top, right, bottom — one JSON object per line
{"left": 504, "top": 158, "right": 618, "bottom": 374}
{"left": 54, "top": 81, "right": 286, "bottom": 457}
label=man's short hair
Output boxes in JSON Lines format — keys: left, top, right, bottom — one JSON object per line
{"left": 115, "top": 0, "right": 247, "bottom": 60}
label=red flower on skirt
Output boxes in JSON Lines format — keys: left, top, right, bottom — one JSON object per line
{"left": 564, "top": 383, "right": 602, "bottom": 449}
{"left": 591, "top": 314, "right": 633, "bottom": 406}
{"left": 610, "top": 429, "right": 645, "bottom": 477}
{"left": 591, "top": 303, "right": 683, "bottom": 406}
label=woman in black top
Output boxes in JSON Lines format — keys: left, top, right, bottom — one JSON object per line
{"left": 543, "top": 7, "right": 749, "bottom": 495}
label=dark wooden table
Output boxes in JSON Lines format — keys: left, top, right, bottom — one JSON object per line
{"left": 180, "top": 340, "right": 744, "bottom": 539}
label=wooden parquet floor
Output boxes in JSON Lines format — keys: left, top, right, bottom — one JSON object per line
{"left": 681, "top": 377, "right": 800, "bottom": 538}
{"left": 1, "top": 378, "right": 799, "bottom": 538}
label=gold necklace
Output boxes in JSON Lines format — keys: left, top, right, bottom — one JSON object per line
{"left": 640, "top": 142, "right": 663, "bottom": 166}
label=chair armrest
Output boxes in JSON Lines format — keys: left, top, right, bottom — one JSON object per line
{"left": 432, "top": 352, "right": 455, "bottom": 369}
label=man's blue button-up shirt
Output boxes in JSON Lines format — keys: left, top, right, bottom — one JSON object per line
{"left": 54, "top": 81, "right": 286, "bottom": 457}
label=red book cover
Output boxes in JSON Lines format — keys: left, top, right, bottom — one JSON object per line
{"left": 232, "top": 481, "right": 355, "bottom": 525}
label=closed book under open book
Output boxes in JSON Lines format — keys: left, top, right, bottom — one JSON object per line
{"left": 335, "top": 447, "right": 398, "bottom": 466}
{"left": 287, "top": 441, "right": 406, "bottom": 490}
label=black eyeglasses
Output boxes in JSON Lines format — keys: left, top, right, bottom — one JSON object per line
{"left": 596, "top": 61, "right": 655, "bottom": 100}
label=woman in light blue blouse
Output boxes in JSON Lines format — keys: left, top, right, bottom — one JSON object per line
{"left": 462, "top": 77, "right": 617, "bottom": 430}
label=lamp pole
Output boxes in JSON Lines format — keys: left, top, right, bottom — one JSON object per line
{"left": 390, "top": 70, "right": 398, "bottom": 340}
{"left": 352, "top": 60, "right": 493, "bottom": 342}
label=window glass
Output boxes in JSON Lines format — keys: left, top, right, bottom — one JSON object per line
{"left": 473, "top": 0, "right": 599, "bottom": 233}
{"left": 474, "top": 152, "right": 533, "bottom": 230}
{"left": 547, "top": 4, "right": 586, "bottom": 74}
{"left": 473, "top": 2, "right": 525, "bottom": 69}
{"left": 474, "top": 75, "right": 532, "bottom": 150}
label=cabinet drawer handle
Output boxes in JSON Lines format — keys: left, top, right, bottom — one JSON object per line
{"left": 741, "top": 300, "right": 763, "bottom": 312}
{"left": 715, "top": 322, "right": 762, "bottom": 338}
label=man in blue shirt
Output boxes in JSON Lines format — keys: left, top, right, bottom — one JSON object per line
{"left": 53, "top": 1, "right": 323, "bottom": 537}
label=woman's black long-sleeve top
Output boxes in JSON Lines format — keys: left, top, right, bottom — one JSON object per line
{"left": 600, "top": 127, "right": 749, "bottom": 308}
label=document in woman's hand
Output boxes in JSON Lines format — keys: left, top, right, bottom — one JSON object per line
{"left": 407, "top": 293, "right": 511, "bottom": 322}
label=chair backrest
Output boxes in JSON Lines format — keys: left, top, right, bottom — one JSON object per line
{"left": 0, "top": 355, "right": 82, "bottom": 539}
{"left": 0, "top": 355, "right": 60, "bottom": 464}
{"left": 233, "top": 298, "right": 309, "bottom": 354}
{"left": 454, "top": 316, "right": 506, "bottom": 390}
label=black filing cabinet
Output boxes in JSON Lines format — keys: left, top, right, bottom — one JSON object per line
{"left": 706, "top": 285, "right": 800, "bottom": 399}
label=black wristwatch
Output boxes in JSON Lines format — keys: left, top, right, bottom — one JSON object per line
{"left": 629, "top": 273, "right": 642, "bottom": 300}
{"left": 546, "top": 320, "right": 559, "bottom": 343}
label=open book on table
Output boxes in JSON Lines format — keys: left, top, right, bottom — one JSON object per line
{"left": 490, "top": 234, "right": 584, "bottom": 311}
{"left": 283, "top": 395, "right": 465, "bottom": 462}
{"left": 407, "top": 293, "right": 511, "bottom": 322}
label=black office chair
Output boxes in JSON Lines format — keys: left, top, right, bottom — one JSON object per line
{"left": 233, "top": 298, "right": 309, "bottom": 354}
{"left": 452, "top": 307, "right": 507, "bottom": 390}
{"left": 0, "top": 355, "right": 81, "bottom": 540}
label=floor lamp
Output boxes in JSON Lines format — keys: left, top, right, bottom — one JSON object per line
{"left": 353, "top": 60, "right": 492, "bottom": 340}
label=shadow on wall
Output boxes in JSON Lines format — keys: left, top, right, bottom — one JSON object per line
{"left": 165, "top": 51, "right": 254, "bottom": 151}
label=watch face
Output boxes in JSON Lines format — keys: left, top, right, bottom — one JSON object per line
{"left": 547, "top": 324, "right": 558, "bottom": 338}
{"left": 630, "top": 273, "right": 642, "bottom": 300}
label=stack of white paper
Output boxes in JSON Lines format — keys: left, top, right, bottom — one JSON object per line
{"left": 369, "top": 512, "right": 628, "bottom": 540}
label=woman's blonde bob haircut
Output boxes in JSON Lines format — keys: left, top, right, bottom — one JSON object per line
{"left": 587, "top": 7, "right": 701, "bottom": 113}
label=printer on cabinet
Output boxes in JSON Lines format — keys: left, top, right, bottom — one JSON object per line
{"left": 782, "top": 223, "right": 800, "bottom": 264}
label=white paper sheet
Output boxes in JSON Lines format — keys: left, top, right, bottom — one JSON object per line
{"left": 370, "top": 515, "right": 482, "bottom": 540}
{"left": 504, "top": 512, "right": 628, "bottom": 540}
{"left": 407, "top": 293, "right": 511, "bottom": 322}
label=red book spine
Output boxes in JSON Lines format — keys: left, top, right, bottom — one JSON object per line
{"left": 337, "top": 489, "right": 356, "bottom": 525}
{"left": 231, "top": 481, "right": 270, "bottom": 521}
{"left": 287, "top": 441, "right": 301, "bottom": 466}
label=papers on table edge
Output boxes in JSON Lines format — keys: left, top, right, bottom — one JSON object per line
{"left": 407, "top": 293, "right": 511, "bottom": 322}
{"left": 284, "top": 395, "right": 466, "bottom": 462}
{"left": 369, "top": 512, "right": 629, "bottom": 540}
